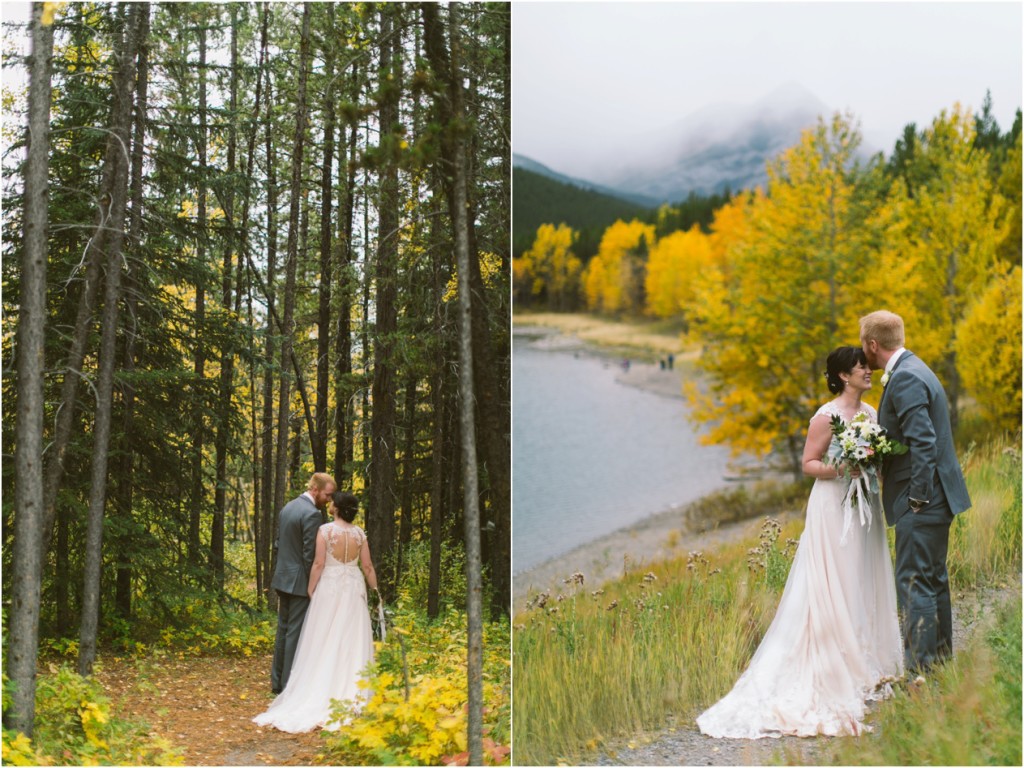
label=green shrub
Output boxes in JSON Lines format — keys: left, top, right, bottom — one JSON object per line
{"left": 3, "top": 664, "right": 182, "bottom": 766}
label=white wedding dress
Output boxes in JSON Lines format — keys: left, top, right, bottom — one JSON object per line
{"left": 253, "top": 523, "right": 375, "bottom": 733}
{"left": 696, "top": 400, "right": 903, "bottom": 738}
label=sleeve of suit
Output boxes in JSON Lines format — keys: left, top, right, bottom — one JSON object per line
{"left": 889, "top": 371, "right": 938, "bottom": 504}
{"left": 301, "top": 509, "right": 320, "bottom": 576}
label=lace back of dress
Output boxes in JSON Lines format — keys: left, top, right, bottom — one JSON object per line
{"left": 326, "top": 525, "right": 362, "bottom": 565}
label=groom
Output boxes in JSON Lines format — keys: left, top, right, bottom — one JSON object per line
{"left": 859, "top": 311, "right": 971, "bottom": 674}
{"left": 269, "top": 471, "right": 336, "bottom": 693}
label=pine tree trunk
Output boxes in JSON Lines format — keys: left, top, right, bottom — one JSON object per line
{"left": 427, "top": 205, "right": 448, "bottom": 618}
{"left": 463, "top": 51, "right": 511, "bottom": 617}
{"left": 55, "top": 515, "right": 71, "bottom": 634}
{"left": 40, "top": 5, "right": 113, "bottom": 552}
{"left": 188, "top": 21, "right": 209, "bottom": 571}
{"left": 423, "top": 2, "right": 510, "bottom": 622}
{"left": 275, "top": 2, "right": 312, "bottom": 515}
{"left": 245, "top": 3, "right": 270, "bottom": 605}
{"left": 333, "top": 83, "right": 358, "bottom": 485}
{"left": 212, "top": 4, "right": 241, "bottom": 589}
{"left": 113, "top": 1, "right": 150, "bottom": 621}
{"left": 448, "top": 5, "right": 483, "bottom": 762}
{"left": 361, "top": 172, "right": 371, "bottom": 488}
{"left": 398, "top": 374, "right": 418, "bottom": 582}
{"left": 80, "top": 1, "right": 143, "bottom": 676}
{"left": 314, "top": 3, "right": 336, "bottom": 474}
{"left": 8, "top": 1, "right": 54, "bottom": 734}
{"left": 369, "top": 3, "right": 401, "bottom": 600}
{"left": 259, "top": 8, "right": 278, "bottom": 606}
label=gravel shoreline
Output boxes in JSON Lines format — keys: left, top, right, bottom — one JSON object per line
{"left": 513, "top": 324, "right": 770, "bottom": 612}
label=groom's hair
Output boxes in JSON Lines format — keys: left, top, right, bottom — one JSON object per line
{"left": 859, "top": 310, "right": 905, "bottom": 351}
{"left": 307, "top": 472, "right": 336, "bottom": 493}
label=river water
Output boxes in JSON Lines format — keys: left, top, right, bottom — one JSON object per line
{"left": 513, "top": 334, "right": 736, "bottom": 574}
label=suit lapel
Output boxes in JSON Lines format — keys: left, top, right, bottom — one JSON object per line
{"left": 879, "top": 351, "right": 913, "bottom": 414}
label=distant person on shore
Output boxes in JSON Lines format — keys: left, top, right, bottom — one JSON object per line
{"left": 667, "top": 353, "right": 674, "bottom": 370}
{"left": 697, "top": 346, "right": 902, "bottom": 738}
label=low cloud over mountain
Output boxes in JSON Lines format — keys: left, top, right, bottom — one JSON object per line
{"left": 520, "top": 83, "right": 843, "bottom": 204}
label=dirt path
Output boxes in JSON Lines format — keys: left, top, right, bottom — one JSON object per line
{"left": 96, "top": 653, "right": 324, "bottom": 765}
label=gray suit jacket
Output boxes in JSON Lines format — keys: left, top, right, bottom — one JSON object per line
{"left": 271, "top": 494, "right": 323, "bottom": 597}
{"left": 878, "top": 351, "right": 971, "bottom": 526}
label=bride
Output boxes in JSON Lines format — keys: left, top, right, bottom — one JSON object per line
{"left": 254, "top": 491, "right": 378, "bottom": 733}
{"left": 696, "top": 346, "right": 903, "bottom": 739}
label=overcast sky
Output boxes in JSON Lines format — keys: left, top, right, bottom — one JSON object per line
{"left": 3, "top": 2, "right": 1021, "bottom": 180}
{"left": 514, "top": 1, "right": 1023, "bottom": 178}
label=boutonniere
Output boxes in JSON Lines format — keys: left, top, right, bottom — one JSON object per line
{"left": 880, "top": 371, "right": 890, "bottom": 387}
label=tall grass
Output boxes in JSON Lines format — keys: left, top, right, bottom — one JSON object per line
{"left": 512, "top": 517, "right": 803, "bottom": 765}
{"left": 948, "top": 437, "right": 1022, "bottom": 588}
{"left": 813, "top": 594, "right": 1022, "bottom": 766}
{"left": 512, "top": 436, "right": 1021, "bottom": 765}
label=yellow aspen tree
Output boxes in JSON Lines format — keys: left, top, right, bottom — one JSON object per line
{"left": 690, "top": 191, "right": 761, "bottom": 332}
{"left": 519, "top": 223, "right": 582, "bottom": 311}
{"left": 582, "top": 251, "right": 607, "bottom": 312}
{"left": 864, "top": 104, "right": 1009, "bottom": 426}
{"left": 996, "top": 131, "right": 1021, "bottom": 266}
{"left": 512, "top": 256, "right": 531, "bottom": 305}
{"left": 580, "top": 219, "right": 656, "bottom": 315}
{"left": 644, "top": 224, "right": 714, "bottom": 325}
{"left": 685, "top": 114, "right": 881, "bottom": 479}
{"left": 954, "top": 264, "right": 1021, "bottom": 433}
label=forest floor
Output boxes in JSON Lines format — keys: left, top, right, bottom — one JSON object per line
{"left": 95, "top": 653, "right": 325, "bottom": 765}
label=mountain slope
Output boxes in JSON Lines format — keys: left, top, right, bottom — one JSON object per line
{"left": 513, "top": 167, "right": 648, "bottom": 254}
{"left": 513, "top": 154, "right": 659, "bottom": 208}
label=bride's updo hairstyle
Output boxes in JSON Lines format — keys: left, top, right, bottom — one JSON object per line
{"left": 331, "top": 491, "right": 359, "bottom": 523}
{"left": 824, "top": 346, "right": 868, "bottom": 394}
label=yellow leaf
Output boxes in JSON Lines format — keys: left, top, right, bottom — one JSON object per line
{"left": 41, "top": 2, "right": 66, "bottom": 26}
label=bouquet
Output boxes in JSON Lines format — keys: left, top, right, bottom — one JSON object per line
{"left": 370, "top": 589, "right": 388, "bottom": 642}
{"left": 824, "top": 411, "right": 907, "bottom": 545}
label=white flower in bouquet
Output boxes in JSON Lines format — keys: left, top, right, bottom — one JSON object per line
{"left": 824, "top": 411, "right": 908, "bottom": 545}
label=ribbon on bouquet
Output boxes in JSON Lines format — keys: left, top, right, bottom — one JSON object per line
{"left": 839, "top": 472, "right": 874, "bottom": 547}
{"left": 375, "top": 599, "right": 387, "bottom": 642}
